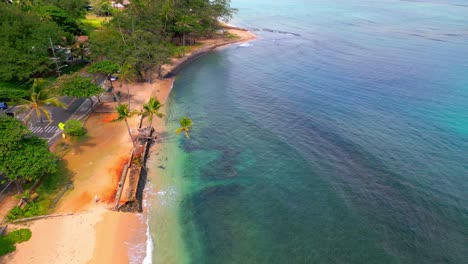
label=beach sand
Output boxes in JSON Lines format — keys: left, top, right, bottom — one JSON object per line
{"left": 1, "top": 27, "right": 255, "bottom": 264}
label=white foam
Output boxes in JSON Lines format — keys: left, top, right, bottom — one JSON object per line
{"left": 239, "top": 43, "right": 253, "bottom": 47}
{"left": 137, "top": 183, "right": 155, "bottom": 264}
{"left": 142, "top": 216, "right": 154, "bottom": 264}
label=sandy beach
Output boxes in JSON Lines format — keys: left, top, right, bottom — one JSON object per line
{"left": 0, "top": 27, "right": 254, "bottom": 264}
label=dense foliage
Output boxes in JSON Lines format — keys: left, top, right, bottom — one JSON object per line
{"left": 57, "top": 74, "right": 103, "bottom": 111}
{"left": 0, "top": 116, "right": 57, "bottom": 184}
{"left": 57, "top": 74, "right": 103, "bottom": 98}
{"left": 0, "top": 0, "right": 235, "bottom": 98}
{"left": 64, "top": 119, "right": 86, "bottom": 136}
{"left": 0, "top": 228, "right": 32, "bottom": 256}
{"left": 6, "top": 228, "right": 32, "bottom": 243}
{"left": 0, "top": 4, "right": 65, "bottom": 81}
{"left": 7, "top": 203, "right": 42, "bottom": 221}
{"left": 89, "top": 0, "right": 236, "bottom": 80}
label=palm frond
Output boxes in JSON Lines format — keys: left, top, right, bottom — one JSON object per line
{"left": 113, "top": 104, "right": 136, "bottom": 122}
{"left": 41, "top": 108, "right": 52, "bottom": 123}
{"left": 176, "top": 116, "right": 193, "bottom": 140}
{"left": 44, "top": 97, "right": 67, "bottom": 108}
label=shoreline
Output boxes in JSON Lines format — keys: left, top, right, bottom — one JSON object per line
{"left": 0, "top": 26, "right": 255, "bottom": 264}
{"left": 161, "top": 27, "right": 256, "bottom": 78}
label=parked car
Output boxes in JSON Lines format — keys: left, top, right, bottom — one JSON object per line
{"left": 109, "top": 75, "right": 118, "bottom": 81}
{"left": 0, "top": 102, "right": 7, "bottom": 110}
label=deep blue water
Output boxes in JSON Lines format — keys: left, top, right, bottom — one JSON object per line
{"left": 150, "top": 0, "right": 468, "bottom": 263}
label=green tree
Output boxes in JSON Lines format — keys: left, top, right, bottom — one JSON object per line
{"left": 174, "top": 14, "right": 201, "bottom": 46}
{"left": 112, "top": 104, "right": 138, "bottom": 147}
{"left": 88, "top": 60, "right": 120, "bottom": 89}
{"left": 20, "top": 79, "right": 66, "bottom": 128}
{"left": 34, "top": 5, "right": 83, "bottom": 35}
{"left": 0, "top": 116, "right": 30, "bottom": 155}
{"left": 89, "top": 27, "right": 127, "bottom": 64}
{"left": 57, "top": 74, "right": 103, "bottom": 112}
{"left": 141, "top": 97, "right": 164, "bottom": 128}
{"left": 127, "top": 30, "right": 171, "bottom": 81}
{"left": 63, "top": 119, "right": 86, "bottom": 136}
{"left": 41, "top": 0, "right": 88, "bottom": 20}
{"left": 175, "top": 116, "right": 193, "bottom": 139}
{"left": 0, "top": 4, "right": 65, "bottom": 81}
{"left": 0, "top": 116, "right": 57, "bottom": 191}
{"left": 90, "top": 0, "right": 112, "bottom": 17}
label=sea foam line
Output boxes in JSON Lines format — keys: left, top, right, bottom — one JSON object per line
{"left": 140, "top": 182, "right": 156, "bottom": 264}
{"left": 142, "top": 214, "right": 154, "bottom": 264}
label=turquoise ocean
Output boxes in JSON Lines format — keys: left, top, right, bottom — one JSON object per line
{"left": 145, "top": 0, "right": 468, "bottom": 263}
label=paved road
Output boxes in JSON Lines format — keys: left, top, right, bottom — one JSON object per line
{"left": 2, "top": 76, "right": 106, "bottom": 142}
{"left": 26, "top": 97, "right": 86, "bottom": 140}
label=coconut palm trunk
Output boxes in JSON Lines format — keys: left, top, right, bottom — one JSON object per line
{"left": 124, "top": 118, "right": 136, "bottom": 147}
{"left": 113, "top": 104, "right": 138, "bottom": 147}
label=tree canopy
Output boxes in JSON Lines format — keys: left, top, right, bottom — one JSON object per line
{"left": 0, "top": 116, "right": 30, "bottom": 155}
{"left": 57, "top": 74, "right": 103, "bottom": 98}
{"left": 0, "top": 116, "right": 57, "bottom": 183}
{"left": 89, "top": 0, "right": 236, "bottom": 80}
{"left": 57, "top": 74, "right": 103, "bottom": 111}
{"left": 0, "top": 4, "right": 65, "bottom": 81}
{"left": 88, "top": 60, "right": 119, "bottom": 76}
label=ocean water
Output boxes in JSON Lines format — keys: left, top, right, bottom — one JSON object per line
{"left": 146, "top": 0, "right": 468, "bottom": 263}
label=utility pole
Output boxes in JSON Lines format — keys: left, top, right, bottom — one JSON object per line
{"left": 49, "top": 37, "right": 61, "bottom": 77}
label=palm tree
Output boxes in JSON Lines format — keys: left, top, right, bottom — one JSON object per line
{"left": 175, "top": 116, "right": 193, "bottom": 139}
{"left": 20, "top": 79, "right": 66, "bottom": 132}
{"left": 112, "top": 104, "right": 138, "bottom": 147}
{"left": 141, "top": 97, "right": 165, "bottom": 128}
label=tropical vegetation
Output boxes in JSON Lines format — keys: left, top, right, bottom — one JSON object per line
{"left": 20, "top": 79, "right": 66, "bottom": 126}
{"left": 0, "top": 0, "right": 224, "bottom": 223}
{"left": 176, "top": 115, "right": 193, "bottom": 139}
{"left": 63, "top": 119, "right": 86, "bottom": 136}
{"left": 56, "top": 74, "right": 103, "bottom": 111}
{"left": 0, "top": 116, "right": 58, "bottom": 191}
{"left": 0, "top": 228, "right": 32, "bottom": 256}
{"left": 141, "top": 97, "right": 165, "bottom": 128}
{"left": 112, "top": 103, "right": 138, "bottom": 146}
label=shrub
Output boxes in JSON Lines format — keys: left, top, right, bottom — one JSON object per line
{"left": 0, "top": 237, "right": 15, "bottom": 256}
{"left": 7, "top": 229, "right": 32, "bottom": 244}
{"left": 6, "top": 206, "right": 23, "bottom": 221}
{"left": 6, "top": 202, "right": 45, "bottom": 221}
{"left": 64, "top": 119, "right": 86, "bottom": 136}
{"left": 0, "top": 228, "right": 32, "bottom": 256}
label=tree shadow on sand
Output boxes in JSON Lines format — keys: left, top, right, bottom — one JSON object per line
{"left": 55, "top": 135, "right": 97, "bottom": 156}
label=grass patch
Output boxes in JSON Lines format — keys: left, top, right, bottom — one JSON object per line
{"left": 79, "top": 15, "right": 109, "bottom": 34}
{"left": 0, "top": 228, "right": 32, "bottom": 256}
